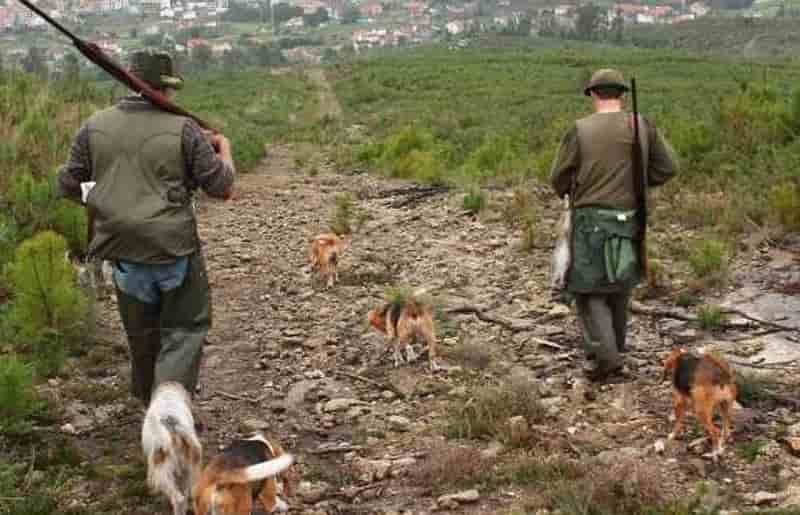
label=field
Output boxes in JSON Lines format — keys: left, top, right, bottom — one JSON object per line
{"left": 627, "top": 17, "right": 800, "bottom": 59}
{"left": 328, "top": 40, "right": 800, "bottom": 242}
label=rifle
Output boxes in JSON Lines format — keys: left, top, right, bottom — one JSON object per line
{"left": 630, "top": 77, "right": 649, "bottom": 278}
{"left": 17, "top": 0, "right": 218, "bottom": 261}
{"left": 16, "top": 0, "right": 215, "bottom": 132}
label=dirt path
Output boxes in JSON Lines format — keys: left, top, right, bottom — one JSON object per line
{"left": 56, "top": 78, "right": 800, "bottom": 514}
{"left": 307, "top": 68, "right": 342, "bottom": 119}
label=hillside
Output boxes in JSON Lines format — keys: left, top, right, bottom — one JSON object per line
{"left": 3, "top": 45, "right": 800, "bottom": 514}
{"left": 627, "top": 17, "right": 800, "bottom": 59}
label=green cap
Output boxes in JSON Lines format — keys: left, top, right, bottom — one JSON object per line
{"left": 129, "top": 49, "right": 184, "bottom": 90}
{"left": 583, "top": 68, "right": 628, "bottom": 96}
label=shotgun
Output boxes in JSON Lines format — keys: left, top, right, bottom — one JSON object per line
{"left": 630, "top": 78, "right": 649, "bottom": 278}
{"left": 16, "top": 0, "right": 215, "bottom": 132}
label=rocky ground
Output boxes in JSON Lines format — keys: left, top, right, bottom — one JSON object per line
{"left": 46, "top": 136, "right": 800, "bottom": 515}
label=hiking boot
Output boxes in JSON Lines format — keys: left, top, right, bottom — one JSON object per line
{"left": 583, "top": 362, "right": 626, "bottom": 383}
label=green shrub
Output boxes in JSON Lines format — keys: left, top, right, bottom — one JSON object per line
{"left": 687, "top": 239, "right": 728, "bottom": 279}
{"left": 696, "top": 305, "right": 725, "bottom": 331}
{"left": 392, "top": 149, "right": 446, "bottom": 183}
{"left": 6, "top": 231, "right": 88, "bottom": 374}
{"left": 675, "top": 291, "right": 700, "bottom": 308}
{"left": 330, "top": 193, "right": 354, "bottom": 235}
{"left": 462, "top": 187, "right": 486, "bottom": 214}
{"left": 769, "top": 181, "right": 800, "bottom": 231}
{"left": 7, "top": 170, "right": 55, "bottom": 230}
{"left": 0, "top": 354, "right": 38, "bottom": 430}
{"left": 50, "top": 199, "right": 88, "bottom": 255}
{"left": 737, "top": 439, "right": 767, "bottom": 464}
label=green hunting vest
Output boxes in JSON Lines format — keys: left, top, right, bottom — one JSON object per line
{"left": 85, "top": 104, "right": 198, "bottom": 263}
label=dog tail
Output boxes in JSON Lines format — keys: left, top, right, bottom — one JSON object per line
{"left": 217, "top": 453, "right": 294, "bottom": 484}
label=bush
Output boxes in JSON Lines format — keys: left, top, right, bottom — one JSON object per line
{"left": 769, "top": 181, "right": 800, "bottom": 232}
{"left": 446, "top": 377, "right": 545, "bottom": 443}
{"left": 411, "top": 445, "right": 494, "bottom": 491}
{"left": 462, "top": 187, "right": 486, "bottom": 214}
{"left": 688, "top": 239, "right": 728, "bottom": 280}
{"left": 697, "top": 304, "right": 725, "bottom": 331}
{"left": 0, "top": 354, "right": 38, "bottom": 431}
{"left": 6, "top": 231, "right": 88, "bottom": 374}
{"left": 330, "top": 193, "right": 354, "bottom": 235}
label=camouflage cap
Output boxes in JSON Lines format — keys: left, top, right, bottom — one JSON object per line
{"left": 583, "top": 68, "right": 629, "bottom": 96}
{"left": 129, "top": 49, "right": 184, "bottom": 90}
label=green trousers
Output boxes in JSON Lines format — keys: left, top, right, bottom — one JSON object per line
{"left": 114, "top": 252, "right": 212, "bottom": 404}
{"left": 575, "top": 291, "right": 630, "bottom": 374}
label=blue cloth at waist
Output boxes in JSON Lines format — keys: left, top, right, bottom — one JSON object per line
{"left": 112, "top": 256, "right": 189, "bottom": 304}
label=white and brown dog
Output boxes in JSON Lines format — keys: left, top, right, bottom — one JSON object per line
{"left": 141, "top": 382, "right": 203, "bottom": 515}
{"left": 309, "top": 233, "right": 349, "bottom": 288}
{"left": 194, "top": 433, "right": 295, "bottom": 515}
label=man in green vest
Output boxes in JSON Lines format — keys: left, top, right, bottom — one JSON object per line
{"left": 57, "top": 50, "right": 235, "bottom": 409}
{"left": 550, "top": 69, "right": 679, "bottom": 382}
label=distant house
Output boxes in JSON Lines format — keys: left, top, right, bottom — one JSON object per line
{"left": 689, "top": 1, "right": 709, "bottom": 16}
{"left": 283, "top": 47, "right": 322, "bottom": 64}
{"left": 187, "top": 37, "right": 211, "bottom": 50}
{"left": 161, "top": 8, "right": 175, "bottom": 17}
{"left": 182, "top": 10, "right": 198, "bottom": 19}
{"left": 635, "top": 12, "right": 655, "bottom": 23}
{"left": 0, "top": 8, "right": 14, "bottom": 30}
{"left": 445, "top": 20, "right": 465, "bottom": 34}
{"left": 405, "top": 1, "right": 426, "bottom": 17}
{"left": 359, "top": 2, "right": 383, "bottom": 17}
{"left": 285, "top": 16, "right": 304, "bottom": 28}
{"left": 553, "top": 4, "right": 572, "bottom": 16}
{"left": 211, "top": 42, "right": 232, "bottom": 55}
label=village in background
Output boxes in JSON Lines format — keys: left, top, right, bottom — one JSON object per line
{"left": 1, "top": 0, "right": 795, "bottom": 79}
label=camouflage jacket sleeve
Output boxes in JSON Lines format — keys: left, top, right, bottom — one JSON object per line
{"left": 56, "top": 124, "right": 92, "bottom": 203}
{"left": 550, "top": 125, "right": 579, "bottom": 198}
{"left": 182, "top": 119, "right": 234, "bottom": 199}
{"left": 646, "top": 123, "right": 679, "bottom": 188}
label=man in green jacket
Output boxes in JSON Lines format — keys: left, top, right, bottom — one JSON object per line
{"left": 57, "top": 50, "right": 235, "bottom": 408}
{"left": 550, "top": 69, "right": 678, "bottom": 382}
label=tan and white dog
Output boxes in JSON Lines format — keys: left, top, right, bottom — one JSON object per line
{"left": 141, "top": 382, "right": 203, "bottom": 515}
{"left": 368, "top": 296, "right": 439, "bottom": 371}
{"left": 309, "top": 233, "right": 349, "bottom": 288}
{"left": 194, "top": 433, "right": 295, "bottom": 515}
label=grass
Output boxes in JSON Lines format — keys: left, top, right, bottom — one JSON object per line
{"left": 737, "top": 439, "right": 768, "bottom": 464}
{"left": 696, "top": 304, "right": 726, "bottom": 331}
{"left": 410, "top": 444, "right": 495, "bottom": 491}
{"left": 445, "top": 376, "right": 545, "bottom": 444}
{"left": 462, "top": 187, "right": 487, "bottom": 214}
{"left": 175, "top": 68, "right": 314, "bottom": 172}
{"left": 688, "top": 239, "right": 729, "bottom": 282}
